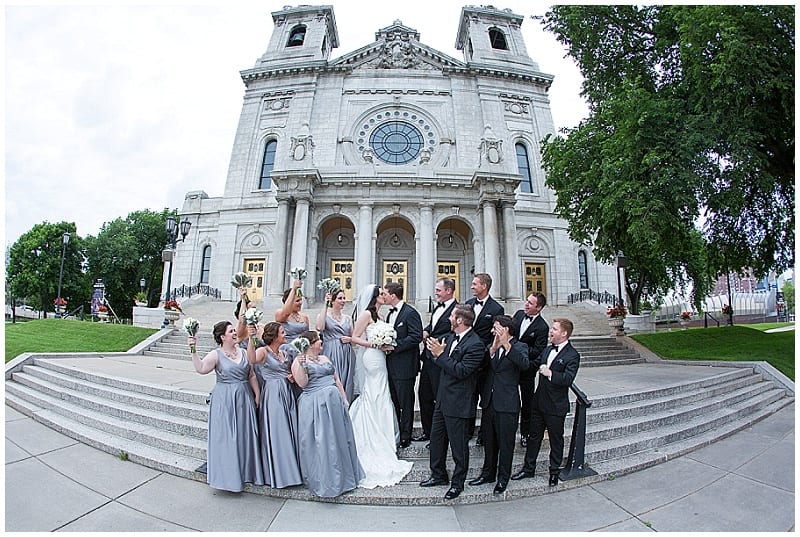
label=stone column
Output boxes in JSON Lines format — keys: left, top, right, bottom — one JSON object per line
{"left": 267, "top": 198, "right": 290, "bottom": 305}
{"left": 355, "top": 203, "right": 374, "bottom": 293}
{"left": 290, "top": 197, "right": 311, "bottom": 297}
{"left": 502, "top": 201, "right": 522, "bottom": 301}
{"left": 482, "top": 200, "right": 500, "bottom": 293}
{"left": 418, "top": 204, "right": 435, "bottom": 304}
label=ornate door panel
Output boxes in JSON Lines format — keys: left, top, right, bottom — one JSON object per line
{"left": 330, "top": 259, "right": 355, "bottom": 301}
{"left": 242, "top": 258, "right": 265, "bottom": 301}
{"left": 524, "top": 263, "right": 546, "bottom": 296}
{"left": 437, "top": 261, "right": 460, "bottom": 302}
{"left": 382, "top": 260, "right": 408, "bottom": 290}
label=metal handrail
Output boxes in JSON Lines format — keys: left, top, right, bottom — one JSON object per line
{"left": 703, "top": 312, "right": 721, "bottom": 328}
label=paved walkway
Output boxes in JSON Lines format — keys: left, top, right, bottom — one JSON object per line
{"left": 5, "top": 395, "right": 794, "bottom": 531}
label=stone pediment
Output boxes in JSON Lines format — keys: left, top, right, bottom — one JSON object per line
{"left": 331, "top": 20, "right": 465, "bottom": 72}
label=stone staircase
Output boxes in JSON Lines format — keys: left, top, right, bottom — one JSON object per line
{"left": 6, "top": 340, "right": 792, "bottom": 505}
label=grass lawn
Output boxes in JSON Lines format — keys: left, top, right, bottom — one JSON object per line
{"left": 631, "top": 324, "right": 795, "bottom": 381}
{"left": 5, "top": 318, "right": 158, "bottom": 363}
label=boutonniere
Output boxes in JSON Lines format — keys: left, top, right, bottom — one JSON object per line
{"left": 397, "top": 322, "right": 405, "bottom": 327}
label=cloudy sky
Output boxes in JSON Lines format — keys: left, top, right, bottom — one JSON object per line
{"left": 4, "top": 1, "right": 588, "bottom": 248}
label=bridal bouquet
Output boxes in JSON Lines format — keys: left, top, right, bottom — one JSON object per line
{"left": 183, "top": 317, "right": 200, "bottom": 353}
{"left": 292, "top": 337, "right": 311, "bottom": 373}
{"left": 288, "top": 267, "right": 307, "bottom": 297}
{"left": 244, "top": 306, "right": 263, "bottom": 326}
{"left": 230, "top": 271, "right": 253, "bottom": 289}
{"left": 368, "top": 321, "right": 397, "bottom": 349}
{"left": 317, "top": 278, "right": 341, "bottom": 307}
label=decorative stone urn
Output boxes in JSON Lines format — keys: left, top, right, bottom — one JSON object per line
{"left": 608, "top": 317, "right": 625, "bottom": 336}
{"left": 164, "top": 310, "right": 181, "bottom": 325}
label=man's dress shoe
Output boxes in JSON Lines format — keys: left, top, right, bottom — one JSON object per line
{"left": 475, "top": 436, "right": 484, "bottom": 446}
{"left": 468, "top": 475, "right": 492, "bottom": 486}
{"left": 412, "top": 433, "right": 430, "bottom": 442}
{"left": 399, "top": 439, "right": 411, "bottom": 448}
{"left": 520, "top": 437, "right": 528, "bottom": 448}
{"left": 444, "top": 487, "right": 462, "bottom": 500}
{"left": 549, "top": 474, "right": 559, "bottom": 486}
{"left": 420, "top": 477, "right": 449, "bottom": 487}
{"left": 493, "top": 482, "right": 507, "bottom": 494}
{"left": 511, "top": 470, "right": 535, "bottom": 481}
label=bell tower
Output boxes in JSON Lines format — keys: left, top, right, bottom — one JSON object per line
{"left": 455, "top": 5, "right": 539, "bottom": 72}
{"left": 256, "top": 5, "right": 339, "bottom": 67}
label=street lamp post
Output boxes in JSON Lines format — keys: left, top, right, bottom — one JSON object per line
{"left": 56, "top": 232, "right": 70, "bottom": 318}
{"left": 616, "top": 252, "right": 627, "bottom": 308}
{"left": 163, "top": 216, "right": 192, "bottom": 303}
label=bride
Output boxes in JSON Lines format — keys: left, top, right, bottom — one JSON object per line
{"left": 344, "top": 284, "right": 413, "bottom": 488}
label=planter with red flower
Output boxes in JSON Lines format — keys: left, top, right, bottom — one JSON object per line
{"left": 54, "top": 297, "right": 67, "bottom": 315}
{"left": 679, "top": 311, "right": 692, "bottom": 329}
{"left": 606, "top": 304, "right": 627, "bottom": 335}
{"left": 164, "top": 300, "right": 182, "bottom": 324}
{"left": 97, "top": 304, "right": 109, "bottom": 322}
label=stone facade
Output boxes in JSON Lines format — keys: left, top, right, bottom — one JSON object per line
{"left": 168, "top": 4, "right": 617, "bottom": 310}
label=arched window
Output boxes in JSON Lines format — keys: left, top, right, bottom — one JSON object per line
{"left": 200, "top": 245, "right": 212, "bottom": 284}
{"left": 489, "top": 28, "right": 508, "bottom": 50}
{"left": 515, "top": 143, "right": 533, "bottom": 193}
{"left": 287, "top": 25, "right": 306, "bottom": 47}
{"left": 578, "top": 251, "right": 589, "bottom": 289}
{"left": 258, "top": 140, "right": 277, "bottom": 190}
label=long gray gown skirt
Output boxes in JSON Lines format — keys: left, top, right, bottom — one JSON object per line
{"left": 297, "top": 360, "right": 364, "bottom": 498}
{"left": 207, "top": 349, "right": 265, "bottom": 492}
{"left": 256, "top": 350, "right": 303, "bottom": 488}
{"left": 321, "top": 315, "right": 356, "bottom": 402}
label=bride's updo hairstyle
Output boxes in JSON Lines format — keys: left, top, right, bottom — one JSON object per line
{"left": 365, "top": 286, "right": 380, "bottom": 321}
{"left": 353, "top": 284, "right": 380, "bottom": 322}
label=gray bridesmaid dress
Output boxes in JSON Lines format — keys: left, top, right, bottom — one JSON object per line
{"left": 321, "top": 315, "right": 356, "bottom": 401}
{"left": 297, "top": 360, "right": 364, "bottom": 498}
{"left": 207, "top": 348, "right": 265, "bottom": 492}
{"left": 256, "top": 348, "right": 303, "bottom": 488}
{"left": 280, "top": 319, "right": 309, "bottom": 399}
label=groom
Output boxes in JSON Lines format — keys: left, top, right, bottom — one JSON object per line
{"left": 381, "top": 282, "right": 423, "bottom": 448}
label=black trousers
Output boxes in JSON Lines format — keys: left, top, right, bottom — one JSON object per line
{"left": 388, "top": 376, "right": 415, "bottom": 443}
{"left": 521, "top": 406, "right": 565, "bottom": 474}
{"left": 518, "top": 369, "right": 536, "bottom": 437}
{"left": 467, "top": 362, "right": 489, "bottom": 438}
{"left": 429, "top": 405, "right": 470, "bottom": 489}
{"left": 479, "top": 404, "right": 519, "bottom": 484}
{"left": 417, "top": 362, "right": 440, "bottom": 436}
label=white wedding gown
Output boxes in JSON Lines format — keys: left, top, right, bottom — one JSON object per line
{"left": 349, "top": 323, "right": 413, "bottom": 488}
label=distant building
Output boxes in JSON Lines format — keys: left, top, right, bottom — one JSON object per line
{"left": 168, "top": 4, "right": 617, "bottom": 309}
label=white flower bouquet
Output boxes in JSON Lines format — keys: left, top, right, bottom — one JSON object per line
{"left": 317, "top": 278, "right": 341, "bottom": 307}
{"left": 183, "top": 317, "right": 200, "bottom": 353}
{"left": 368, "top": 321, "right": 397, "bottom": 349}
{"left": 292, "top": 337, "right": 311, "bottom": 373}
{"left": 288, "top": 267, "right": 307, "bottom": 297}
{"left": 244, "top": 306, "right": 263, "bottom": 326}
{"left": 230, "top": 271, "right": 253, "bottom": 289}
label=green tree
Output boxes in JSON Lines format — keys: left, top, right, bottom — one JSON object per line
{"left": 781, "top": 281, "right": 794, "bottom": 315}
{"left": 6, "top": 222, "right": 87, "bottom": 316}
{"left": 84, "top": 209, "right": 172, "bottom": 318}
{"left": 538, "top": 5, "right": 794, "bottom": 309}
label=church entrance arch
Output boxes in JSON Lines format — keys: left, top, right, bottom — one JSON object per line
{"left": 376, "top": 214, "right": 415, "bottom": 300}
{"left": 317, "top": 213, "right": 356, "bottom": 302}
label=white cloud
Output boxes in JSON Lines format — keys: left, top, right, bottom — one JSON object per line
{"left": 4, "top": 1, "right": 587, "bottom": 246}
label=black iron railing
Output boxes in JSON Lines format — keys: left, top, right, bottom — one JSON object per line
{"left": 567, "top": 289, "right": 617, "bottom": 306}
{"left": 167, "top": 284, "right": 222, "bottom": 301}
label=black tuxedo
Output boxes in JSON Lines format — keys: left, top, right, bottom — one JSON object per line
{"left": 511, "top": 310, "right": 549, "bottom": 438}
{"left": 428, "top": 329, "right": 485, "bottom": 490}
{"left": 478, "top": 338, "right": 530, "bottom": 484}
{"left": 464, "top": 295, "right": 504, "bottom": 439}
{"left": 417, "top": 300, "right": 457, "bottom": 437}
{"left": 385, "top": 302, "right": 423, "bottom": 444}
{"left": 519, "top": 341, "right": 580, "bottom": 476}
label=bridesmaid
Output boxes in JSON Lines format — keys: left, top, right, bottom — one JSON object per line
{"left": 275, "top": 279, "right": 310, "bottom": 345}
{"left": 189, "top": 321, "right": 264, "bottom": 492}
{"left": 315, "top": 289, "right": 356, "bottom": 402}
{"left": 292, "top": 330, "right": 364, "bottom": 498}
{"left": 245, "top": 322, "right": 303, "bottom": 489}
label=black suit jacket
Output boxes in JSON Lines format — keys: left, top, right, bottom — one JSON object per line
{"left": 480, "top": 338, "right": 530, "bottom": 412}
{"left": 512, "top": 310, "right": 549, "bottom": 363}
{"left": 534, "top": 341, "right": 580, "bottom": 417}
{"left": 433, "top": 330, "right": 485, "bottom": 418}
{"left": 420, "top": 300, "right": 457, "bottom": 366}
{"left": 386, "top": 302, "right": 423, "bottom": 381}
{"left": 465, "top": 296, "right": 504, "bottom": 348}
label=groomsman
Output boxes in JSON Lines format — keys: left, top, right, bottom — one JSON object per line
{"left": 420, "top": 305, "right": 486, "bottom": 500}
{"left": 415, "top": 278, "right": 457, "bottom": 443}
{"left": 469, "top": 315, "right": 529, "bottom": 494}
{"left": 381, "top": 282, "right": 423, "bottom": 448}
{"left": 511, "top": 318, "right": 580, "bottom": 486}
{"left": 511, "top": 292, "right": 549, "bottom": 446}
{"left": 464, "top": 273, "right": 504, "bottom": 444}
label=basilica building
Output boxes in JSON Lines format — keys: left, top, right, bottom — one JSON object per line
{"left": 171, "top": 4, "right": 617, "bottom": 310}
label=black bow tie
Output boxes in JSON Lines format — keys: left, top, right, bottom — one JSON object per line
{"left": 526, "top": 315, "right": 534, "bottom": 321}
{"left": 474, "top": 300, "right": 483, "bottom": 306}
{"left": 389, "top": 307, "right": 398, "bottom": 313}
{"left": 453, "top": 334, "right": 461, "bottom": 343}
{"left": 437, "top": 302, "right": 445, "bottom": 308}
{"left": 549, "top": 345, "right": 560, "bottom": 354}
